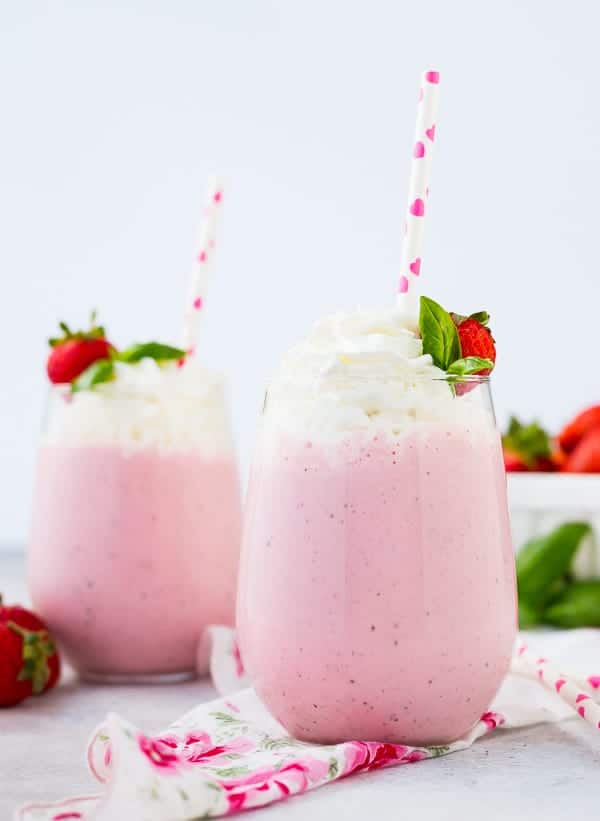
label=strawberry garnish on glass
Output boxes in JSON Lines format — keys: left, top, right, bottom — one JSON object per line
{"left": 450, "top": 311, "right": 496, "bottom": 376}
{"left": 417, "top": 297, "right": 497, "bottom": 401}
{"left": 47, "top": 312, "right": 114, "bottom": 384}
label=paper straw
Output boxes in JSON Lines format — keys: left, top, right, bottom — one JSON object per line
{"left": 180, "top": 176, "right": 224, "bottom": 353}
{"left": 513, "top": 642, "right": 600, "bottom": 732}
{"left": 396, "top": 69, "right": 441, "bottom": 320}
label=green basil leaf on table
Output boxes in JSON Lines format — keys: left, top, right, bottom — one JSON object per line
{"left": 518, "top": 599, "right": 543, "bottom": 629}
{"left": 544, "top": 581, "right": 600, "bottom": 628}
{"left": 516, "top": 522, "right": 591, "bottom": 610}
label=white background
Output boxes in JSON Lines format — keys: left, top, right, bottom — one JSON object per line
{"left": 1, "top": 0, "right": 599, "bottom": 547}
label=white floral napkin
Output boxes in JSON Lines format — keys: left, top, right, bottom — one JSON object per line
{"left": 16, "top": 628, "right": 600, "bottom": 821}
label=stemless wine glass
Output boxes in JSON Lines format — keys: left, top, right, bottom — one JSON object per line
{"left": 237, "top": 374, "right": 517, "bottom": 745}
{"left": 28, "top": 377, "right": 242, "bottom": 682}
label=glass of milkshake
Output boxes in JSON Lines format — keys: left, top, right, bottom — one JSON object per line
{"left": 237, "top": 306, "right": 516, "bottom": 744}
{"left": 29, "top": 351, "right": 242, "bottom": 682}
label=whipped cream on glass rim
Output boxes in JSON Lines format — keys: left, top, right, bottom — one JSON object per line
{"left": 44, "top": 357, "right": 233, "bottom": 455}
{"left": 266, "top": 306, "right": 494, "bottom": 441}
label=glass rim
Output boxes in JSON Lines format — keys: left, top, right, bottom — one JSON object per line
{"left": 45, "top": 384, "right": 225, "bottom": 402}
{"left": 265, "top": 373, "right": 493, "bottom": 386}
{"left": 261, "top": 373, "right": 492, "bottom": 412}
{"left": 435, "top": 373, "right": 491, "bottom": 384}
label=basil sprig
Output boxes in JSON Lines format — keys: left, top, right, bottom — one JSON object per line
{"left": 420, "top": 296, "right": 495, "bottom": 380}
{"left": 516, "top": 522, "right": 593, "bottom": 628}
{"left": 71, "top": 341, "right": 186, "bottom": 392}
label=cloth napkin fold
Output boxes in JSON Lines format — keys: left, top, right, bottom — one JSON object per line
{"left": 16, "top": 628, "right": 600, "bottom": 821}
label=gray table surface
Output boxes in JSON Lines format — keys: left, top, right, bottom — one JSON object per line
{"left": 1, "top": 551, "right": 600, "bottom": 820}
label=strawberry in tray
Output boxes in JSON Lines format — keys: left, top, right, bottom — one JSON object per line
{"left": 502, "top": 417, "right": 557, "bottom": 472}
{"left": 558, "top": 405, "right": 600, "bottom": 453}
{"left": 562, "top": 421, "right": 600, "bottom": 473}
{"left": 47, "top": 312, "right": 114, "bottom": 384}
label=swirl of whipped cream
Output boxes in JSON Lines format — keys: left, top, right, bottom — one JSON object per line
{"left": 44, "top": 358, "right": 233, "bottom": 454}
{"left": 267, "top": 307, "right": 489, "bottom": 439}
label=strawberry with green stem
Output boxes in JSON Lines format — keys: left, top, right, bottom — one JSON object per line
{"left": 450, "top": 312, "right": 496, "bottom": 376}
{"left": 502, "top": 416, "right": 556, "bottom": 472}
{"left": 47, "top": 311, "right": 115, "bottom": 384}
{"left": 0, "top": 596, "right": 60, "bottom": 707}
{"left": 418, "top": 296, "right": 496, "bottom": 379}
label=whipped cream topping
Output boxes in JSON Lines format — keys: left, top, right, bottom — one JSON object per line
{"left": 44, "top": 358, "right": 234, "bottom": 454}
{"left": 266, "top": 307, "right": 492, "bottom": 440}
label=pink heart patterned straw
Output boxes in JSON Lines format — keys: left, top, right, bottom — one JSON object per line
{"left": 180, "top": 175, "right": 225, "bottom": 353}
{"left": 397, "top": 69, "right": 440, "bottom": 322}
{"left": 513, "top": 642, "right": 600, "bottom": 731}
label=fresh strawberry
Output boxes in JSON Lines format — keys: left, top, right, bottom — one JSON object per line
{"left": 551, "top": 447, "right": 568, "bottom": 471}
{"left": 453, "top": 316, "right": 496, "bottom": 375}
{"left": 534, "top": 455, "right": 560, "bottom": 472}
{"left": 563, "top": 428, "right": 600, "bottom": 473}
{"left": 47, "top": 338, "right": 112, "bottom": 384}
{"left": 503, "top": 449, "right": 528, "bottom": 472}
{"left": 558, "top": 406, "right": 600, "bottom": 453}
{"left": 502, "top": 416, "right": 556, "bottom": 472}
{"left": 0, "top": 596, "right": 60, "bottom": 707}
{"left": 47, "top": 312, "right": 114, "bottom": 384}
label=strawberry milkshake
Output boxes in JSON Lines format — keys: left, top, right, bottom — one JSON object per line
{"left": 238, "top": 304, "right": 516, "bottom": 744}
{"left": 29, "top": 321, "right": 241, "bottom": 681}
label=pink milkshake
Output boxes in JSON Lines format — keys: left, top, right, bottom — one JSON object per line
{"left": 29, "top": 358, "right": 241, "bottom": 681}
{"left": 238, "top": 307, "right": 516, "bottom": 744}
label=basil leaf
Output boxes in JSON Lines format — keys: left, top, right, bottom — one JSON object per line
{"left": 419, "top": 296, "right": 461, "bottom": 370}
{"left": 516, "top": 522, "right": 592, "bottom": 609}
{"left": 544, "top": 581, "right": 600, "bottom": 628}
{"left": 518, "top": 599, "right": 542, "bottom": 629}
{"left": 447, "top": 356, "right": 494, "bottom": 375}
{"left": 71, "top": 358, "right": 115, "bottom": 392}
{"left": 118, "top": 342, "right": 186, "bottom": 364}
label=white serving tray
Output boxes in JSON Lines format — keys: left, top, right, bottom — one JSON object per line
{"left": 507, "top": 473, "right": 600, "bottom": 577}
{"left": 508, "top": 473, "right": 600, "bottom": 511}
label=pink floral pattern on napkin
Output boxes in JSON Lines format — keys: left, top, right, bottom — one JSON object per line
{"left": 16, "top": 627, "right": 506, "bottom": 820}
{"left": 21, "top": 627, "right": 600, "bottom": 821}
{"left": 18, "top": 698, "right": 502, "bottom": 820}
